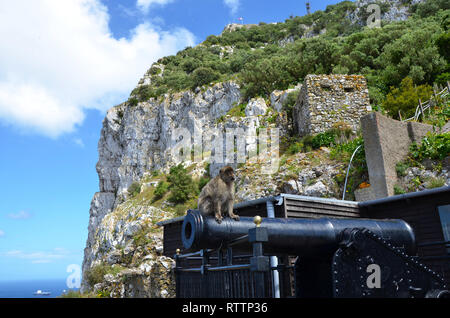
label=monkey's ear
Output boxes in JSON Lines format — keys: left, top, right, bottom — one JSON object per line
{"left": 219, "top": 167, "right": 226, "bottom": 178}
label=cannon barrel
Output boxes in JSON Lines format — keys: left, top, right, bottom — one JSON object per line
{"left": 181, "top": 210, "right": 416, "bottom": 256}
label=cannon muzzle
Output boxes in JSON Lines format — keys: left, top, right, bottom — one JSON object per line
{"left": 181, "top": 210, "right": 416, "bottom": 256}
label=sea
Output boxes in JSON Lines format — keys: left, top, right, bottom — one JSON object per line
{"left": 0, "top": 279, "right": 79, "bottom": 298}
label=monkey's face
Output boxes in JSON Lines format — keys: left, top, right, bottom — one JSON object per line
{"left": 219, "top": 166, "right": 235, "bottom": 184}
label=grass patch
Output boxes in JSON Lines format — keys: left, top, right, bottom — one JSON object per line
{"left": 426, "top": 176, "right": 446, "bottom": 189}
{"left": 127, "top": 182, "right": 141, "bottom": 198}
{"left": 132, "top": 227, "right": 153, "bottom": 247}
{"left": 394, "top": 184, "right": 406, "bottom": 195}
{"left": 85, "top": 263, "right": 125, "bottom": 288}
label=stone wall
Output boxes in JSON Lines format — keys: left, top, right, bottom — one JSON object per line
{"left": 360, "top": 112, "right": 434, "bottom": 199}
{"left": 293, "top": 74, "right": 371, "bottom": 136}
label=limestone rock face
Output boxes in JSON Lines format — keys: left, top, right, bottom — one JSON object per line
{"left": 245, "top": 98, "right": 268, "bottom": 117}
{"left": 82, "top": 81, "right": 244, "bottom": 295}
{"left": 81, "top": 80, "right": 293, "bottom": 296}
{"left": 93, "top": 81, "right": 244, "bottom": 210}
{"left": 270, "top": 84, "right": 302, "bottom": 112}
{"left": 348, "top": 0, "right": 426, "bottom": 25}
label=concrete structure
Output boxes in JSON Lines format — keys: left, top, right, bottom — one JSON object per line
{"left": 360, "top": 112, "right": 434, "bottom": 199}
{"left": 293, "top": 74, "right": 371, "bottom": 136}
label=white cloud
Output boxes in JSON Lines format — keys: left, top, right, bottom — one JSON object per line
{"left": 224, "top": 0, "right": 240, "bottom": 15}
{"left": 73, "top": 138, "right": 85, "bottom": 148}
{"left": 5, "top": 248, "right": 71, "bottom": 264}
{"left": 0, "top": 230, "right": 4, "bottom": 237}
{"left": 7, "top": 211, "right": 32, "bottom": 220}
{"left": 136, "top": 0, "right": 175, "bottom": 14}
{"left": 0, "top": 0, "right": 195, "bottom": 138}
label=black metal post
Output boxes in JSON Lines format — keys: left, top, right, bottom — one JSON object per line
{"left": 201, "top": 249, "right": 209, "bottom": 298}
{"left": 249, "top": 217, "right": 269, "bottom": 298}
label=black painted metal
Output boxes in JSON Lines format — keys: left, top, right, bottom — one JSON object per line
{"left": 175, "top": 219, "right": 294, "bottom": 298}
{"left": 182, "top": 210, "right": 416, "bottom": 256}
{"left": 176, "top": 211, "right": 449, "bottom": 298}
{"left": 331, "top": 228, "right": 448, "bottom": 298}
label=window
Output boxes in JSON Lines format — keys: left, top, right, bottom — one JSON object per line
{"left": 344, "top": 86, "right": 354, "bottom": 93}
{"left": 437, "top": 204, "right": 450, "bottom": 254}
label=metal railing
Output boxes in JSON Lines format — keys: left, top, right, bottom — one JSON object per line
{"left": 174, "top": 220, "right": 294, "bottom": 298}
{"left": 402, "top": 83, "right": 449, "bottom": 122}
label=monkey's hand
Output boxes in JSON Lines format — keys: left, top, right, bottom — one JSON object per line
{"left": 215, "top": 212, "right": 223, "bottom": 224}
{"left": 231, "top": 214, "right": 240, "bottom": 221}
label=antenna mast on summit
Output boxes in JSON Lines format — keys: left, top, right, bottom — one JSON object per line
{"left": 306, "top": 1, "right": 311, "bottom": 15}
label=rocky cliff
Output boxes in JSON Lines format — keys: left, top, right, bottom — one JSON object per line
{"left": 80, "top": 78, "right": 299, "bottom": 294}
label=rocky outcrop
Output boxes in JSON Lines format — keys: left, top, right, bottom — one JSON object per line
{"left": 348, "top": 0, "right": 426, "bottom": 25}
{"left": 235, "top": 149, "right": 345, "bottom": 202}
{"left": 81, "top": 80, "right": 297, "bottom": 295}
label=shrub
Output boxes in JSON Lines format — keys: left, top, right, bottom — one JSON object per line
{"left": 85, "top": 264, "right": 123, "bottom": 288}
{"left": 286, "top": 141, "right": 304, "bottom": 155}
{"left": 382, "top": 77, "right": 433, "bottom": 119}
{"left": 133, "top": 228, "right": 152, "bottom": 247}
{"left": 153, "top": 181, "right": 169, "bottom": 202}
{"left": 167, "top": 164, "right": 196, "bottom": 204}
{"left": 436, "top": 32, "right": 450, "bottom": 60}
{"left": 190, "top": 67, "right": 220, "bottom": 90}
{"left": 198, "top": 176, "right": 210, "bottom": 192}
{"left": 128, "top": 97, "right": 138, "bottom": 107}
{"left": 282, "top": 90, "right": 300, "bottom": 119}
{"left": 395, "top": 162, "right": 410, "bottom": 177}
{"left": 435, "top": 72, "right": 450, "bottom": 86}
{"left": 127, "top": 182, "right": 141, "bottom": 197}
{"left": 311, "top": 130, "right": 337, "bottom": 149}
{"left": 227, "top": 103, "right": 247, "bottom": 117}
{"left": 409, "top": 132, "right": 450, "bottom": 161}
{"left": 394, "top": 185, "right": 406, "bottom": 195}
{"left": 330, "top": 137, "right": 366, "bottom": 165}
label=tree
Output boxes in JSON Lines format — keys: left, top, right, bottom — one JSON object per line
{"left": 190, "top": 67, "right": 220, "bottom": 90}
{"left": 167, "top": 164, "right": 196, "bottom": 204}
{"left": 152, "top": 181, "right": 169, "bottom": 202}
{"left": 382, "top": 77, "right": 433, "bottom": 119}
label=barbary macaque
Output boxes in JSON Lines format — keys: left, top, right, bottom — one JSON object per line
{"left": 198, "top": 166, "right": 240, "bottom": 224}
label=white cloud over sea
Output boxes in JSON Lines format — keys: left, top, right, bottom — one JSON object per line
{"left": 0, "top": 0, "right": 195, "bottom": 138}
{"left": 5, "top": 248, "right": 72, "bottom": 264}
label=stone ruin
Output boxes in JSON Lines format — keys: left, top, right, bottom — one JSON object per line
{"left": 293, "top": 74, "right": 372, "bottom": 136}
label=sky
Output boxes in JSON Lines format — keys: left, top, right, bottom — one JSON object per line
{"left": 0, "top": 0, "right": 342, "bottom": 283}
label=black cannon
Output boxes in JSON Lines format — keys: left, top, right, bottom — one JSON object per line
{"left": 182, "top": 210, "right": 416, "bottom": 256}
{"left": 176, "top": 210, "right": 449, "bottom": 298}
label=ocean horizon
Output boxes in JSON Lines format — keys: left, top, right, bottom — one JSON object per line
{"left": 0, "top": 279, "right": 79, "bottom": 298}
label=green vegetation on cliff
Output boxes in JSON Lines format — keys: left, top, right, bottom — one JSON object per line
{"left": 130, "top": 0, "right": 449, "bottom": 115}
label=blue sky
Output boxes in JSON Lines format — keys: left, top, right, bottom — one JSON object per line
{"left": 0, "top": 0, "right": 342, "bottom": 282}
